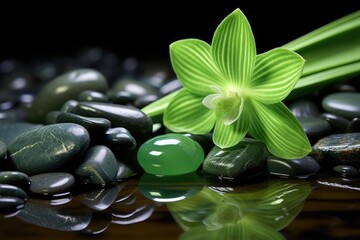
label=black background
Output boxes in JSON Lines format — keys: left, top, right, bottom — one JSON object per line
{"left": 1, "top": 1, "right": 359, "bottom": 61}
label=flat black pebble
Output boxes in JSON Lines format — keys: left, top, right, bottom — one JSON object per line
{"left": 29, "top": 172, "right": 75, "bottom": 196}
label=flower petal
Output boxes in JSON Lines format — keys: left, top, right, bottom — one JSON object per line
{"left": 213, "top": 103, "right": 249, "bottom": 148}
{"left": 221, "top": 97, "right": 244, "bottom": 125}
{"left": 170, "top": 39, "right": 224, "bottom": 95}
{"left": 202, "top": 94, "right": 221, "bottom": 110}
{"left": 249, "top": 101, "right": 311, "bottom": 159}
{"left": 212, "top": 8, "right": 256, "bottom": 88}
{"left": 164, "top": 89, "right": 216, "bottom": 134}
{"left": 250, "top": 48, "right": 305, "bottom": 104}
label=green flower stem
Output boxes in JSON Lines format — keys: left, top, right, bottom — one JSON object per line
{"left": 142, "top": 10, "right": 360, "bottom": 120}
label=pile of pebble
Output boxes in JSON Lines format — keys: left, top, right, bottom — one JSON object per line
{"left": 0, "top": 47, "right": 359, "bottom": 217}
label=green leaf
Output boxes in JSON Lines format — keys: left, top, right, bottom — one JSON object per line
{"left": 212, "top": 8, "right": 256, "bottom": 88}
{"left": 170, "top": 39, "right": 223, "bottom": 95}
{"left": 287, "top": 61, "right": 360, "bottom": 100}
{"left": 248, "top": 101, "right": 311, "bottom": 159}
{"left": 164, "top": 89, "right": 216, "bottom": 134}
{"left": 141, "top": 90, "right": 179, "bottom": 122}
{"left": 250, "top": 48, "right": 305, "bottom": 104}
{"left": 212, "top": 103, "right": 249, "bottom": 148}
{"left": 284, "top": 10, "right": 360, "bottom": 76}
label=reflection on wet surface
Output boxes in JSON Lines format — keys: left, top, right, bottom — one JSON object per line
{"left": 1, "top": 173, "right": 360, "bottom": 239}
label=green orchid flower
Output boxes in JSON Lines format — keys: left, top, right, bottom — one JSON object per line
{"left": 163, "top": 8, "right": 311, "bottom": 159}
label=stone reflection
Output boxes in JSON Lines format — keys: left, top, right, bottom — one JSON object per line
{"left": 167, "top": 179, "right": 311, "bottom": 240}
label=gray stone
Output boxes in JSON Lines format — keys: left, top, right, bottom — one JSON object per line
{"left": 0, "top": 122, "right": 42, "bottom": 145}
{"left": 203, "top": 138, "right": 268, "bottom": 180}
{"left": 75, "top": 145, "right": 119, "bottom": 185}
{"left": 320, "top": 112, "right": 350, "bottom": 133}
{"left": 29, "top": 172, "right": 75, "bottom": 195}
{"left": 311, "top": 133, "right": 360, "bottom": 167}
{"left": 8, "top": 123, "right": 90, "bottom": 175}
{"left": 28, "top": 69, "right": 108, "bottom": 123}
{"left": 0, "top": 140, "right": 6, "bottom": 160}
{"left": 322, "top": 92, "right": 360, "bottom": 120}
{"left": 289, "top": 99, "right": 320, "bottom": 118}
{"left": 267, "top": 156, "right": 321, "bottom": 178}
{"left": 0, "top": 171, "right": 30, "bottom": 189}
{"left": 298, "top": 117, "right": 331, "bottom": 143}
{"left": 0, "top": 183, "right": 27, "bottom": 200}
{"left": 333, "top": 165, "right": 359, "bottom": 178}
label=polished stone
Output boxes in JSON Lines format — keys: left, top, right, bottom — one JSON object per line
{"left": 289, "top": 99, "right": 320, "bottom": 118}
{"left": 322, "top": 92, "right": 360, "bottom": 120}
{"left": 298, "top": 117, "right": 331, "bottom": 143}
{"left": 72, "top": 102, "right": 153, "bottom": 142}
{"left": 346, "top": 118, "right": 360, "bottom": 133}
{"left": 29, "top": 172, "right": 75, "bottom": 195}
{"left": 0, "top": 171, "right": 30, "bottom": 190}
{"left": 8, "top": 123, "right": 90, "bottom": 175}
{"left": 61, "top": 100, "right": 79, "bottom": 112}
{"left": 28, "top": 68, "right": 108, "bottom": 123}
{"left": 79, "top": 185, "right": 121, "bottom": 211}
{"left": 0, "top": 183, "right": 27, "bottom": 200}
{"left": 78, "top": 90, "right": 109, "bottom": 102}
{"left": 75, "top": 145, "right": 119, "bottom": 185}
{"left": 311, "top": 133, "right": 360, "bottom": 167}
{"left": 56, "top": 112, "right": 111, "bottom": 135}
{"left": 112, "top": 78, "right": 159, "bottom": 97}
{"left": 0, "top": 140, "right": 6, "bottom": 160}
{"left": 267, "top": 156, "right": 321, "bottom": 178}
{"left": 133, "top": 94, "right": 159, "bottom": 109}
{"left": 103, "top": 127, "right": 137, "bottom": 152}
{"left": 333, "top": 165, "right": 359, "bottom": 178}
{"left": 320, "top": 112, "right": 350, "bottom": 133}
{"left": 203, "top": 138, "right": 268, "bottom": 180}
{"left": 0, "top": 196, "right": 25, "bottom": 215}
{"left": 0, "top": 122, "right": 42, "bottom": 145}
{"left": 44, "top": 110, "right": 62, "bottom": 125}
{"left": 137, "top": 133, "right": 204, "bottom": 176}
{"left": 107, "top": 91, "right": 136, "bottom": 105}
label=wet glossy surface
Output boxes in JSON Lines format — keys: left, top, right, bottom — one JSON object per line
{"left": 0, "top": 173, "right": 359, "bottom": 240}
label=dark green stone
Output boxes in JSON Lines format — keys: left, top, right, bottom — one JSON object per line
{"left": 108, "top": 90, "right": 136, "bottom": 105}
{"left": 75, "top": 145, "right": 119, "bottom": 185}
{"left": 182, "top": 133, "right": 214, "bottom": 155}
{"left": 0, "top": 171, "right": 30, "bottom": 189}
{"left": 0, "top": 140, "right": 6, "bottom": 160}
{"left": 28, "top": 68, "right": 108, "bottom": 124}
{"left": 0, "top": 122, "right": 42, "bottom": 145}
{"left": 267, "top": 156, "right": 320, "bottom": 178}
{"left": 8, "top": 123, "right": 90, "bottom": 175}
{"left": 298, "top": 117, "right": 331, "bottom": 144}
{"left": 56, "top": 112, "right": 111, "bottom": 135}
{"left": 289, "top": 99, "right": 320, "bottom": 118}
{"left": 29, "top": 172, "right": 75, "bottom": 195}
{"left": 116, "top": 161, "right": 138, "bottom": 180}
{"left": 17, "top": 199, "right": 92, "bottom": 231}
{"left": 44, "top": 111, "right": 62, "bottom": 125}
{"left": 333, "top": 165, "right": 359, "bottom": 178}
{"left": 320, "top": 112, "right": 350, "bottom": 133}
{"left": 104, "top": 127, "right": 137, "bottom": 152}
{"left": 0, "top": 183, "right": 27, "bottom": 200}
{"left": 61, "top": 100, "right": 79, "bottom": 112}
{"left": 78, "top": 90, "right": 109, "bottom": 102}
{"left": 133, "top": 94, "right": 159, "bottom": 109}
{"left": 0, "top": 196, "right": 25, "bottom": 215}
{"left": 112, "top": 78, "right": 159, "bottom": 97}
{"left": 322, "top": 92, "right": 360, "bottom": 120}
{"left": 203, "top": 138, "right": 268, "bottom": 180}
{"left": 311, "top": 133, "right": 360, "bottom": 167}
{"left": 72, "top": 102, "right": 153, "bottom": 142}
{"left": 346, "top": 118, "right": 360, "bottom": 133}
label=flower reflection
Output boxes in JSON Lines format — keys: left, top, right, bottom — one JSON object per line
{"left": 167, "top": 179, "right": 311, "bottom": 240}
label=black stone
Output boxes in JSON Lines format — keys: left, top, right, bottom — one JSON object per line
{"left": 289, "top": 99, "right": 320, "bottom": 118}
{"left": 267, "top": 156, "right": 321, "bottom": 178}
{"left": 298, "top": 117, "right": 331, "bottom": 144}
{"left": 320, "top": 112, "right": 350, "bottom": 133}
{"left": 29, "top": 172, "right": 75, "bottom": 196}
{"left": 333, "top": 165, "right": 359, "bottom": 178}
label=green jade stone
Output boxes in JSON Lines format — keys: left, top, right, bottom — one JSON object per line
{"left": 137, "top": 133, "right": 205, "bottom": 176}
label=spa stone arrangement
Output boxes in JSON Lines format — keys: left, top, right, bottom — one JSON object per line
{"left": 0, "top": 47, "right": 359, "bottom": 217}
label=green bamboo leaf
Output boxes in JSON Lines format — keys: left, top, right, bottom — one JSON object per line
{"left": 170, "top": 39, "right": 223, "bottom": 95}
{"left": 164, "top": 89, "right": 216, "bottom": 134}
{"left": 250, "top": 48, "right": 305, "bottom": 104}
{"left": 212, "top": 104, "right": 250, "bottom": 148}
{"left": 287, "top": 61, "right": 360, "bottom": 100}
{"left": 284, "top": 10, "right": 360, "bottom": 76}
{"left": 212, "top": 8, "right": 256, "bottom": 88}
{"left": 249, "top": 101, "right": 311, "bottom": 159}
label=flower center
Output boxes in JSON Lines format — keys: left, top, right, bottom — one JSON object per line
{"left": 202, "top": 85, "right": 247, "bottom": 125}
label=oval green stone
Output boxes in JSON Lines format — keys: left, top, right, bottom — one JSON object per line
{"left": 137, "top": 133, "right": 204, "bottom": 176}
